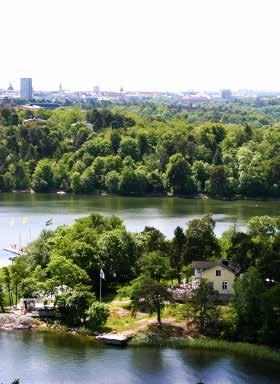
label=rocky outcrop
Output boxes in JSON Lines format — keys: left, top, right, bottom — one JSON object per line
{"left": 0, "top": 314, "right": 42, "bottom": 330}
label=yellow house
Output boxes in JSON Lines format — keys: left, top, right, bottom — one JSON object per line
{"left": 191, "top": 260, "right": 238, "bottom": 295}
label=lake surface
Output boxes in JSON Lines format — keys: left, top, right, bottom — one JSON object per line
{"left": 0, "top": 331, "right": 279, "bottom": 384}
{"left": 1, "top": 193, "right": 280, "bottom": 265}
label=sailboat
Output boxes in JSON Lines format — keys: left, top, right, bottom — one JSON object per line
{"left": 3, "top": 217, "right": 27, "bottom": 256}
{"left": 3, "top": 244, "right": 23, "bottom": 256}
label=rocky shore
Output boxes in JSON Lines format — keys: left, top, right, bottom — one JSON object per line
{"left": 0, "top": 314, "right": 43, "bottom": 330}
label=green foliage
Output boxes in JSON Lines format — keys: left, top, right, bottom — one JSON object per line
{"left": 170, "top": 226, "right": 186, "bottom": 283}
{"left": 260, "top": 285, "right": 280, "bottom": 345}
{"left": 165, "top": 153, "right": 195, "bottom": 195}
{"left": 233, "top": 267, "right": 265, "bottom": 342}
{"left": 129, "top": 276, "right": 172, "bottom": 325}
{"left": 141, "top": 251, "right": 170, "bottom": 282}
{"left": 55, "top": 289, "right": 95, "bottom": 326}
{"left": 32, "top": 159, "right": 55, "bottom": 192}
{"left": 46, "top": 255, "right": 90, "bottom": 288}
{"left": 2, "top": 210, "right": 279, "bottom": 347}
{"left": 184, "top": 215, "right": 220, "bottom": 263}
{"left": 1, "top": 102, "right": 280, "bottom": 197}
{"left": 86, "top": 302, "right": 110, "bottom": 330}
{"left": 191, "top": 280, "right": 220, "bottom": 334}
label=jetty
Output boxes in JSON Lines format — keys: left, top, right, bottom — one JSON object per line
{"left": 96, "top": 332, "right": 133, "bottom": 346}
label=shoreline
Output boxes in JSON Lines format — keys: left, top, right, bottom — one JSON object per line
{"left": 128, "top": 336, "right": 280, "bottom": 363}
{"left": 2, "top": 190, "right": 280, "bottom": 202}
{"left": 32, "top": 324, "right": 280, "bottom": 364}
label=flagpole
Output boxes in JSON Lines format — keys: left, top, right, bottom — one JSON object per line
{"left": 100, "top": 275, "right": 102, "bottom": 303}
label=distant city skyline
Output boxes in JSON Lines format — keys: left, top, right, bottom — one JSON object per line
{"left": 2, "top": 79, "right": 280, "bottom": 95}
{"left": 1, "top": 0, "right": 280, "bottom": 92}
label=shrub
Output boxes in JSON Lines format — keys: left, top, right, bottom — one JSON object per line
{"left": 86, "top": 302, "right": 110, "bottom": 330}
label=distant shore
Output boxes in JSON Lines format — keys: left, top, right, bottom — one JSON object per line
{"left": 2, "top": 189, "right": 280, "bottom": 202}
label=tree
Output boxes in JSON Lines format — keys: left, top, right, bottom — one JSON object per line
{"left": 260, "top": 285, "right": 280, "bottom": 345}
{"left": 233, "top": 267, "right": 265, "bottom": 342}
{"left": 170, "top": 226, "right": 186, "bottom": 283}
{"left": 97, "top": 228, "right": 137, "bottom": 284}
{"left": 247, "top": 216, "right": 277, "bottom": 237}
{"left": 110, "top": 132, "right": 121, "bottom": 154}
{"left": 130, "top": 276, "right": 171, "bottom": 326}
{"left": 192, "top": 160, "right": 209, "bottom": 192}
{"left": 207, "top": 165, "right": 228, "bottom": 196}
{"left": 55, "top": 289, "right": 95, "bottom": 326}
{"left": 184, "top": 215, "right": 220, "bottom": 263}
{"left": 141, "top": 251, "right": 170, "bottom": 282}
{"left": 212, "top": 147, "right": 223, "bottom": 165}
{"left": 11, "top": 257, "right": 29, "bottom": 304}
{"left": 128, "top": 250, "right": 172, "bottom": 326}
{"left": 47, "top": 255, "right": 90, "bottom": 289}
{"left": 70, "top": 171, "right": 83, "bottom": 193}
{"left": 118, "top": 168, "right": 147, "bottom": 195}
{"left": 165, "top": 153, "right": 195, "bottom": 195}
{"left": 32, "top": 160, "right": 55, "bottom": 192}
{"left": 191, "top": 279, "right": 220, "bottom": 334}
{"left": 26, "top": 230, "right": 54, "bottom": 269}
{"left": 118, "top": 137, "right": 140, "bottom": 160}
{"left": 142, "top": 226, "right": 167, "bottom": 252}
{"left": 105, "top": 170, "right": 120, "bottom": 193}
{"left": 19, "top": 276, "right": 41, "bottom": 298}
{"left": 226, "top": 232, "right": 254, "bottom": 272}
{"left": 0, "top": 283, "right": 5, "bottom": 312}
{"left": 86, "top": 302, "right": 110, "bottom": 330}
{"left": 3, "top": 267, "right": 13, "bottom": 307}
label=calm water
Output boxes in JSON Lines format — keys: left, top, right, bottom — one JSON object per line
{"left": 1, "top": 193, "right": 280, "bottom": 265}
{"left": 0, "top": 331, "right": 279, "bottom": 384}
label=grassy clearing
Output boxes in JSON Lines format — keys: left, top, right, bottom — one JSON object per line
{"left": 129, "top": 337, "right": 280, "bottom": 363}
{"left": 104, "top": 297, "right": 155, "bottom": 333}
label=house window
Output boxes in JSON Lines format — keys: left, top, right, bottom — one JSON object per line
{"left": 216, "top": 270, "right": 221, "bottom": 276}
{"left": 222, "top": 281, "right": 228, "bottom": 290}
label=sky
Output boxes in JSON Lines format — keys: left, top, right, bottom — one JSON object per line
{"left": 0, "top": 0, "right": 279, "bottom": 92}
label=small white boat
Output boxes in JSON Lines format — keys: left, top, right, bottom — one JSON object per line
{"left": 57, "top": 191, "right": 66, "bottom": 195}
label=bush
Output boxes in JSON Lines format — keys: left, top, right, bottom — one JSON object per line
{"left": 86, "top": 302, "right": 110, "bottom": 330}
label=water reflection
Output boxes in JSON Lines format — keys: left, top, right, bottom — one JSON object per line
{"left": 0, "top": 331, "right": 280, "bottom": 384}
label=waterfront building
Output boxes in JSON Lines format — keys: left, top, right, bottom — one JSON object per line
{"left": 191, "top": 259, "right": 238, "bottom": 295}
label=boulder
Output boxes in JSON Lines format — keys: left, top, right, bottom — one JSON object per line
{"left": 0, "top": 313, "right": 41, "bottom": 330}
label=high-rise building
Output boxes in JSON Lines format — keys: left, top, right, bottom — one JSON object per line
{"left": 93, "top": 85, "right": 100, "bottom": 96}
{"left": 221, "top": 89, "right": 232, "bottom": 100}
{"left": 20, "top": 78, "right": 32, "bottom": 100}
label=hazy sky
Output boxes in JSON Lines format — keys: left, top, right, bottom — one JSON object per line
{"left": 1, "top": 0, "right": 279, "bottom": 91}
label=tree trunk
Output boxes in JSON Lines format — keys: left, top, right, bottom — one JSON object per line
{"left": 156, "top": 294, "right": 161, "bottom": 327}
{"left": 177, "top": 268, "right": 181, "bottom": 285}
{"left": 15, "top": 286, "right": 18, "bottom": 305}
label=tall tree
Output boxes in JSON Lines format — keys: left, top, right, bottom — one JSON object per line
{"left": 170, "top": 226, "right": 186, "bottom": 283}
{"left": 184, "top": 215, "right": 220, "bottom": 263}
{"left": 191, "top": 279, "right": 220, "bottom": 334}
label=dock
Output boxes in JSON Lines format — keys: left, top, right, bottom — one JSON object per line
{"left": 96, "top": 332, "right": 133, "bottom": 346}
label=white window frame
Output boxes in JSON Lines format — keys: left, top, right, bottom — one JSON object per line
{"left": 216, "top": 269, "right": 221, "bottom": 277}
{"left": 222, "top": 281, "right": 228, "bottom": 290}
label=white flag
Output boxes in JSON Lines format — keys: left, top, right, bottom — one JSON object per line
{"left": 22, "top": 216, "right": 29, "bottom": 225}
{"left": 100, "top": 268, "right": 105, "bottom": 280}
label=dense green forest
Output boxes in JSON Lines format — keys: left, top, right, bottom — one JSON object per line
{"left": 1, "top": 99, "right": 280, "bottom": 197}
{"left": 1, "top": 213, "right": 279, "bottom": 345}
